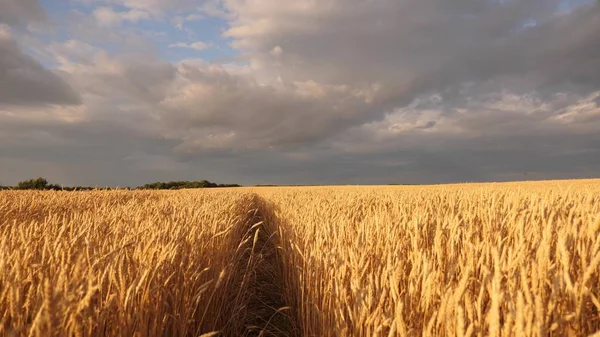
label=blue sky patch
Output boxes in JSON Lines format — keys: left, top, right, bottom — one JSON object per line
{"left": 37, "top": 0, "right": 238, "bottom": 64}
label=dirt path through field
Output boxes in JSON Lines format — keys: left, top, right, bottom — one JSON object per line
{"left": 218, "top": 194, "right": 302, "bottom": 336}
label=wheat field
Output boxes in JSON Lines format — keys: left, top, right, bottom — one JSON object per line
{"left": 1, "top": 180, "right": 599, "bottom": 336}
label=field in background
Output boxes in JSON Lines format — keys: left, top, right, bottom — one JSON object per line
{"left": 1, "top": 179, "right": 599, "bottom": 336}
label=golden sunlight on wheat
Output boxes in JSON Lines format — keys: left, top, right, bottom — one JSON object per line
{"left": 0, "top": 190, "right": 251, "bottom": 336}
{"left": 1, "top": 180, "right": 600, "bottom": 336}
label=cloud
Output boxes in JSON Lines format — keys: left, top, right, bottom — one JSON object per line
{"left": 550, "top": 91, "right": 600, "bottom": 124}
{"left": 0, "top": 24, "right": 9, "bottom": 38}
{"left": 222, "top": 0, "right": 600, "bottom": 99}
{"left": 157, "top": 61, "right": 383, "bottom": 151}
{"left": 198, "top": 0, "right": 232, "bottom": 19}
{"left": 169, "top": 41, "right": 212, "bottom": 51}
{"left": 92, "top": 6, "right": 151, "bottom": 27}
{"left": 149, "top": 0, "right": 600, "bottom": 152}
{"left": 177, "top": 0, "right": 600, "bottom": 153}
{"left": 270, "top": 45, "right": 283, "bottom": 57}
{"left": 74, "top": 0, "right": 198, "bottom": 16}
{"left": 0, "top": 0, "right": 46, "bottom": 27}
{"left": 0, "top": 114, "right": 189, "bottom": 186}
{"left": 172, "top": 13, "right": 204, "bottom": 30}
{"left": 2, "top": 1, "right": 600, "bottom": 185}
{"left": 0, "top": 33, "right": 81, "bottom": 106}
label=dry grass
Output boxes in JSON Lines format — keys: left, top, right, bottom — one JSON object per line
{"left": 1, "top": 179, "right": 600, "bottom": 336}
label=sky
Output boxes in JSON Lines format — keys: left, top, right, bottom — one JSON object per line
{"left": 0, "top": 0, "right": 599, "bottom": 187}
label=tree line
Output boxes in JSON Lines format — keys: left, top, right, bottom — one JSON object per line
{"left": 0, "top": 177, "right": 240, "bottom": 191}
{"left": 142, "top": 180, "right": 240, "bottom": 190}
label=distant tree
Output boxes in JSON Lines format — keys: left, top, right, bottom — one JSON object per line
{"left": 9, "top": 177, "right": 126, "bottom": 191}
{"left": 9, "top": 177, "right": 240, "bottom": 191}
{"left": 17, "top": 177, "right": 50, "bottom": 190}
{"left": 140, "top": 180, "right": 240, "bottom": 190}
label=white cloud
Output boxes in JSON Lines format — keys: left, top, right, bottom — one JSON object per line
{"left": 270, "top": 45, "right": 283, "bottom": 57}
{"left": 550, "top": 91, "right": 600, "bottom": 124}
{"left": 172, "top": 13, "right": 203, "bottom": 30}
{"left": 92, "top": 6, "right": 151, "bottom": 27}
{"left": 198, "top": 0, "right": 232, "bottom": 19}
{"left": 0, "top": 24, "right": 11, "bottom": 38}
{"left": 169, "top": 41, "right": 212, "bottom": 51}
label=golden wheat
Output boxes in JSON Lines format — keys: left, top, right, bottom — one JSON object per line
{"left": 254, "top": 180, "right": 600, "bottom": 336}
{"left": 0, "top": 189, "right": 252, "bottom": 336}
{"left": 1, "top": 179, "right": 600, "bottom": 336}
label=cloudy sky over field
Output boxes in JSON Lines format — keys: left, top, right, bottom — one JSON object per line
{"left": 1, "top": 0, "right": 599, "bottom": 186}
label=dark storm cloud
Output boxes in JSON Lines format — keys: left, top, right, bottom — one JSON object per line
{"left": 166, "top": 0, "right": 600, "bottom": 149}
{"left": 227, "top": 0, "right": 600, "bottom": 100}
{"left": 0, "top": 0, "right": 80, "bottom": 107}
{"left": 0, "top": 117, "right": 191, "bottom": 186}
{"left": 0, "top": 36, "right": 81, "bottom": 106}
